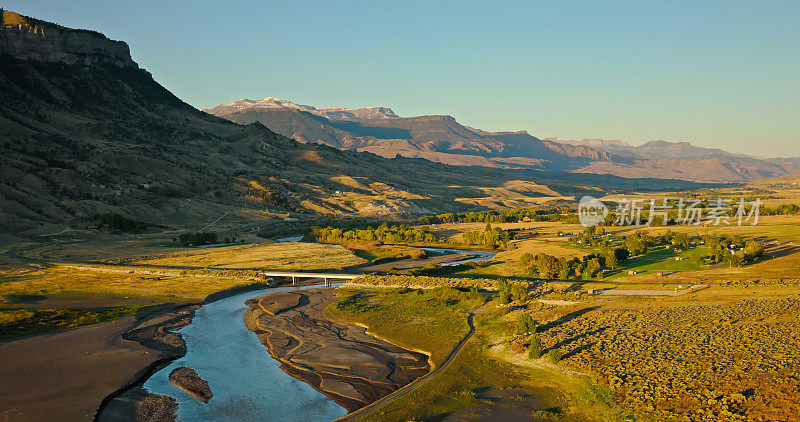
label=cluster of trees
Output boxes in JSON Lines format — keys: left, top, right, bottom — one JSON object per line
{"left": 520, "top": 251, "right": 621, "bottom": 280}
{"left": 516, "top": 313, "right": 537, "bottom": 335}
{"left": 461, "top": 223, "right": 515, "bottom": 248}
{"left": 663, "top": 230, "right": 692, "bottom": 249}
{"left": 571, "top": 226, "right": 607, "bottom": 247}
{"left": 570, "top": 225, "right": 657, "bottom": 254}
{"left": 177, "top": 231, "right": 217, "bottom": 246}
{"left": 416, "top": 208, "right": 558, "bottom": 225}
{"left": 701, "top": 234, "right": 764, "bottom": 267}
{"left": 390, "top": 261, "right": 486, "bottom": 277}
{"left": 497, "top": 279, "right": 529, "bottom": 304}
{"left": 308, "top": 223, "right": 437, "bottom": 244}
{"left": 242, "top": 185, "right": 306, "bottom": 213}
{"left": 624, "top": 231, "right": 656, "bottom": 256}
{"left": 91, "top": 213, "right": 147, "bottom": 233}
{"left": 762, "top": 204, "right": 800, "bottom": 215}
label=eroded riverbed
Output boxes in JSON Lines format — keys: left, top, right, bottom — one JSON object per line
{"left": 142, "top": 285, "right": 348, "bottom": 422}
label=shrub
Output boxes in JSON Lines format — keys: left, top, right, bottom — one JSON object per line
{"left": 547, "top": 348, "right": 562, "bottom": 364}
{"left": 515, "top": 313, "right": 537, "bottom": 335}
{"left": 528, "top": 335, "right": 543, "bottom": 359}
{"left": 178, "top": 231, "right": 217, "bottom": 246}
{"left": 530, "top": 407, "right": 563, "bottom": 421}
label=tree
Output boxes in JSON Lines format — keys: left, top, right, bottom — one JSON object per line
{"left": 510, "top": 282, "right": 528, "bottom": 302}
{"left": 497, "top": 279, "right": 512, "bottom": 304}
{"left": 625, "top": 238, "right": 647, "bottom": 256}
{"left": 724, "top": 251, "right": 744, "bottom": 267}
{"left": 585, "top": 257, "right": 601, "bottom": 278}
{"left": 519, "top": 253, "right": 536, "bottom": 274}
{"left": 535, "top": 253, "right": 560, "bottom": 279}
{"left": 672, "top": 232, "right": 691, "bottom": 249}
{"left": 528, "top": 336, "right": 543, "bottom": 359}
{"left": 515, "top": 313, "right": 536, "bottom": 335}
{"left": 547, "top": 348, "right": 562, "bottom": 364}
{"left": 743, "top": 240, "right": 765, "bottom": 261}
{"left": 604, "top": 250, "right": 619, "bottom": 270}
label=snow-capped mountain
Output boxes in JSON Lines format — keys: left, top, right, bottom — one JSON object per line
{"left": 205, "top": 97, "right": 399, "bottom": 121}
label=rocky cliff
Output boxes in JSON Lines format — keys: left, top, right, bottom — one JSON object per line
{"left": 0, "top": 9, "right": 136, "bottom": 67}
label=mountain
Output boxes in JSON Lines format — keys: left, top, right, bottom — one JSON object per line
{"left": 206, "top": 105, "right": 622, "bottom": 171}
{"left": 4, "top": 10, "right": 649, "bottom": 235}
{"left": 206, "top": 97, "right": 399, "bottom": 121}
{"left": 544, "top": 138, "right": 633, "bottom": 150}
{"left": 207, "top": 98, "right": 800, "bottom": 183}
{"left": 551, "top": 138, "right": 800, "bottom": 181}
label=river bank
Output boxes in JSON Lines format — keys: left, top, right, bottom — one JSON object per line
{"left": 95, "top": 283, "right": 273, "bottom": 421}
{"left": 244, "top": 289, "right": 430, "bottom": 412}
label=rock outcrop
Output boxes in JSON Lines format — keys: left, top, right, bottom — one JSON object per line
{"left": 0, "top": 9, "right": 136, "bottom": 67}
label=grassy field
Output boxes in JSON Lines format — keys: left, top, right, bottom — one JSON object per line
{"left": 116, "top": 241, "right": 366, "bottom": 270}
{"left": 329, "top": 286, "right": 620, "bottom": 421}
{"left": 328, "top": 287, "right": 483, "bottom": 365}
{"left": 521, "top": 285, "right": 800, "bottom": 421}
{"left": 0, "top": 263, "right": 265, "bottom": 302}
{"left": 0, "top": 306, "right": 141, "bottom": 339}
{"left": 346, "top": 243, "right": 427, "bottom": 264}
{"left": 602, "top": 245, "right": 709, "bottom": 278}
{"left": 336, "top": 276, "right": 800, "bottom": 421}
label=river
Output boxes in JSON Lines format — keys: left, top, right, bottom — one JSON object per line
{"left": 142, "top": 284, "right": 348, "bottom": 422}
{"left": 422, "top": 247, "right": 496, "bottom": 266}
{"left": 141, "top": 243, "right": 494, "bottom": 421}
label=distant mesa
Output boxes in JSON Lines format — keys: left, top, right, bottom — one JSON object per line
{"left": 0, "top": 9, "right": 136, "bottom": 67}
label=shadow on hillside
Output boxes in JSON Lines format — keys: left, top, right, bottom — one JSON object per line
{"left": 537, "top": 306, "right": 599, "bottom": 333}
{"left": 545, "top": 325, "right": 608, "bottom": 355}
{"left": 766, "top": 244, "right": 800, "bottom": 259}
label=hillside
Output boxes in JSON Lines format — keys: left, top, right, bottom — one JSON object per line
{"left": 208, "top": 97, "right": 800, "bottom": 183}
{"left": 1, "top": 10, "right": 631, "bottom": 236}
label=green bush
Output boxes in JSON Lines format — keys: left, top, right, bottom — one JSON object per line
{"left": 528, "top": 335, "right": 543, "bottom": 359}
{"left": 515, "top": 313, "right": 537, "bottom": 335}
{"left": 547, "top": 348, "right": 562, "bottom": 364}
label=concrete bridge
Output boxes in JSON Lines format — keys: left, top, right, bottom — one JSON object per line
{"left": 261, "top": 271, "right": 361, "bottom": 287}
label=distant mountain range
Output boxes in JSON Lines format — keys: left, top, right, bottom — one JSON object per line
{"left": 207, "top": 98, "right": 800, "bottom": 182}
{"left": 207, "top": 97, "right": 400, "bottom": 121}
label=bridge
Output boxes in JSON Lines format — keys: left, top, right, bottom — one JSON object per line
{"left": 261, "top": 271, "right": 361, "bottom": 287}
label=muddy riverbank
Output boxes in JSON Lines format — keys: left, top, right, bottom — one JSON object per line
{"left": 244, "top": 289, "right": 430, "bottom": 412}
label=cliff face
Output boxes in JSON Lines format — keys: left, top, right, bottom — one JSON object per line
{"left": 0, "top": 9, "right": 136, "bottom": 67}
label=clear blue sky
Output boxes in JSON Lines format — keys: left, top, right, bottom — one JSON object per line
{"left": 5, "top": 0, "right": 799, "bottom": 157}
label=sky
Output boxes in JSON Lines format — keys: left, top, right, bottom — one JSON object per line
{"left": 5, "top": 0, "right": 800, "bottom": 157}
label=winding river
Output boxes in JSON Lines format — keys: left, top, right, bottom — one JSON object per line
{"left": 423, "top": 247, "right": 496, "bottom": 266}
{"left": 141, "top": 244, "right": 495, "bottom": 421}
{"left": 143, "top": 284, "right": 348, "bottom": 422}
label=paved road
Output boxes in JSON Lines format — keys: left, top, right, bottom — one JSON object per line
{"left": 335, "top": 304, "right": 484, "bottom": 421}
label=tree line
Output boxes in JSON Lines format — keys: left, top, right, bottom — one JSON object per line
{"left": 308, "top": 223, "right": 437, "bottom": 244}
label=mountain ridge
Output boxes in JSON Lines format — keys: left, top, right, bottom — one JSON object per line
{"left": 207, "top": 97, "right": 800, "bottom": 182}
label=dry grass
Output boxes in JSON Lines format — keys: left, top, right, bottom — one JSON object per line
{"left": 515, "top": 285, "right": 800, "bottom": 421}
{"left": 116, "top": 242, "right": 366, "bottom": 270}
{"left": 0, "top": 264, "right": 262, "bottom": 301}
